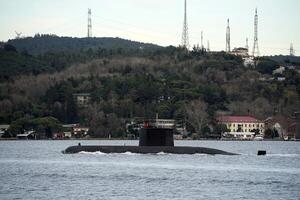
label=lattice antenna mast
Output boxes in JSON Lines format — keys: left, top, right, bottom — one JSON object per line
{"left": 181, "top": 0, "right": 189, "bottom": 49}
{"left": 87, "top": 8, "right": 92, "bottom": 38}
{"left": 201, "top": 31, "right": 204, "bottom": 50}
{"left": 246, "top": 38, "right": 249, "bottom": 51}
{"left": 252, "top": 8, "right": 260, "bottom": 57}
{"left": 290, "top": 43, "right": 295, "bottom": 56}
{"left": 207, "top": 40, "right": 210, "bottom": 52}
{"left": 226, "top": 19, "right": 230, "bottom": 52}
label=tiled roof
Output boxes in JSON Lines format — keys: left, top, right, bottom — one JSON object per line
{"left": 217, "top": 116, "right": 261, "bottom": 123}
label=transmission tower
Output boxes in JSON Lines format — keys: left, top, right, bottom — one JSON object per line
{"left": 87, "top": 8, "right": 92, "bottom": 38}
{"left": 201, "top": 31, "right": 204, "bottom": 50}
{"left": 207, "top": 40, "right": 210, "bottom": 52}
{"left": 15, "top": 31, "right": 22, "bottom": 39}
{"left": 290, "top": 43, "right": 295, "bottom": 56}
{"left": 246, "top": 37, "right": 249, "bottom": 51}
{"left": 226, "top": 19, "right": 230, "bottom": 52}
{"left": 252, "top": 8, "right": 260, "bottom": 57}
{"left": 181, "top": 0, "right": 189, "bottom": 49}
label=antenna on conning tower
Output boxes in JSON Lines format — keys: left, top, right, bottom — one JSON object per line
{"left": 15, "top": 31, "right": 22, "bottom": 39}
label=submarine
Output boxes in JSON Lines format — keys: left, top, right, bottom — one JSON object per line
{"left": 63, "top": 120, "right": 237, "bottom": 155}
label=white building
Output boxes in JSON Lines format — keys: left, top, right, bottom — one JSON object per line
{"left": 217, "top": 115, "right": 265, "bottom": 139}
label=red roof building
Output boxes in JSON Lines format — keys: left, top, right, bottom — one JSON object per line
{"left": 217, "top": 115, "right": 265, "bottom": 135}
{"left": 217, "top": 116, "right": 261, "bottom": 123}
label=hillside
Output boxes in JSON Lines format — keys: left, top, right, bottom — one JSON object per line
{"left": 268, "top": 55, "right": 300, "bottom": 65}
{"left": 7, "top": 34, "right": 162, "bottom": 55}
{"left": 0, "top": 44, "right": 51, "bottom": 82}
{"left": 0, "top": 46, "right": 299, "bottom": 138}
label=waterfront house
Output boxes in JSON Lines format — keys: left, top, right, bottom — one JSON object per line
{"left": 62, "top": 124, "right": 89, "bottom": 138}
{"left": 17, "top": 131, "right": 36, "bottom": 140}
{"left": 0, "top": 124, "right": 10, "bottom": 137}
{"left": 217, "top": 115, "right": 265, "bottom": 139}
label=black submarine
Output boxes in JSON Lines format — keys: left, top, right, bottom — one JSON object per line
{"left": 63, "top": 120, "right": 237, "bottom": 155}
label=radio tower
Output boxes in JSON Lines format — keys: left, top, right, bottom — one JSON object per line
{"left": 246, "top": 38, "right": 249, "bottom": 50}
{"left": 181, "top": 0, "right": 189, "bottom": 49}
{"left": 201, "top": 31, "right": 204, "bottom": 50}
{"left": 207, "top": 40, "right": 210, "bottom": 52}
{"left": 226, "top": 19, "right": 230, "bottom": 52}
{"left": 252, "top": 8, "right": 260, "bottom": 57}
{"left": 87, "top": 8, "right": 92, "bottom": 38}
{"left": 290, "top": 43, "right": 295, "bottom": 56}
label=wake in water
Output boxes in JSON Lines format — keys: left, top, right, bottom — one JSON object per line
{"left": 266, "top": 154, "right": 299, "bottom": 157}
{"left": 79, "top": 151, "right": 106, "bottom": 155}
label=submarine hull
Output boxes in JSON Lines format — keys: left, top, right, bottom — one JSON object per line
{"left": 63, "top": 145, "right": 237, "bottom": 155}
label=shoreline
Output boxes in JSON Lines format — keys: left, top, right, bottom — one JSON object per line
{"left": 0, "top": 138, "right": 293, "bottom": 141}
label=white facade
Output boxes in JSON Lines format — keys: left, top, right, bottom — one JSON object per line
{"left": 226, "top": 122, "right": 265, "bottom": 134}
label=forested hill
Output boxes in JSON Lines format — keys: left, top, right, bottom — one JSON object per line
{"left": 268, "top": 55, "right": 300, "bottom": 65}
{"left": 7, "top": 34, "right": 162, "bottom": 55}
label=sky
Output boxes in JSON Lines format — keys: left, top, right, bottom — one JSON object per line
{"left": 0, "top": 0, "right": 299, "bottom": 56}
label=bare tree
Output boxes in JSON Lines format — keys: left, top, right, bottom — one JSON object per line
{"left": 185, "top": 99, "right": 208, "bottom": 135}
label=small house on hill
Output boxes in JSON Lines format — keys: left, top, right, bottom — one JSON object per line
{"left": 73, "top": 93, "right": 91, "bottom": 107}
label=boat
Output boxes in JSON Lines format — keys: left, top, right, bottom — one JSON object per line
{"left": 63, "top": 120, "right": 237, "bottom": 155}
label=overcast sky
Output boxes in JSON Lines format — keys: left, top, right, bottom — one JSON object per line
{"left": 0, "top": 0, "right": 299, "bottom": 55}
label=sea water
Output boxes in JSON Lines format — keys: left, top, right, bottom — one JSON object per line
{"left": 0, "top": 140, "right": 299, "bottom": 200}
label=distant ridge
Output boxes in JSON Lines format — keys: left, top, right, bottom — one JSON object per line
{"left": 268, "top": 55, "right": 300, "bottom": 64}
{"left": 7, "top": 35, "right": 162, "bottom": 55}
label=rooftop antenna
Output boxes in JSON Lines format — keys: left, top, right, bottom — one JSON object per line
{"left": 181, "top": 0, "right": 189, "bottom": 49}
{"left": 290, "top": 43, "right": 295, "bottom": 56}
{"left": 252, "top": 8, "right": 260, "bottom": 57}
{"left": 87, "top": 8, "right": 92, "bottom": 38}
{"left": 226, "top": 19, "right": 230, "bottom": 52}
{"left": 15, "top": 31, "right": 22, "bottom": 39}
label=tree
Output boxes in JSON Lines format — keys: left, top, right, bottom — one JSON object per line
{"left": 32, "top": 117, "right": 62, "bottom": 138}
{"left": 185, "top": 99, "right": 208, "bottom": 136}
{"left": 256, "top": 58, "right": 279, "bottom": 74}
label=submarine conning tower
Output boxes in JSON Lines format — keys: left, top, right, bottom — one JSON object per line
{"left": 139, "top": 120, "right": 175, "bottom": 147}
